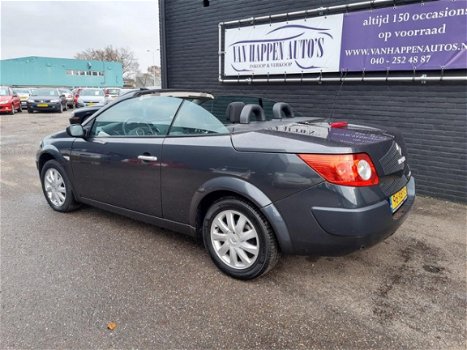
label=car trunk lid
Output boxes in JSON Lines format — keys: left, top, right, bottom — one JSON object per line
{"left": 231, "top": 119, "right": 411, "bottom": 196}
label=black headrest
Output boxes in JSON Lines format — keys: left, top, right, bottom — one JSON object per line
{"left": 272, "top": 102, "right": 294, "bottom": 119}
{"left": 225, "top": 102, "right": 245, "bottom": 123}
{"left": 240, "top": 104, "right": 266, "bottom": 124}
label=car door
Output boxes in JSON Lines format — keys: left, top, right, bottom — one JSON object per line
{"left": 161, "top": 99, "right": 232, "bottom": 223}
{"left": 71, "top": 95, "right": 182, "bottom": 217}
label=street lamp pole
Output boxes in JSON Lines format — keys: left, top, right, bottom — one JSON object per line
{"left": 146, "top": 49, "right": 157, "bottom": 86}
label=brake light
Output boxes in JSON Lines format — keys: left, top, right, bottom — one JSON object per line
{"left": 298, "top": 153, "right": 379, "bottom": 186}
{"left": 330, "top": 121, "right": 348, "bottom": 128}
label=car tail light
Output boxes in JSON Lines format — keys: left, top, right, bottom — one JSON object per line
{"left": 298, "top": 153, "right": 379, "bottom": 186}
{"left": 330, "top": 121, "right": 348, "bottom": 128}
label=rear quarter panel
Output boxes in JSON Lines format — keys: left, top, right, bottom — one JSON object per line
{"left": 161, "top": 135, "right": 323, "bottom": 224}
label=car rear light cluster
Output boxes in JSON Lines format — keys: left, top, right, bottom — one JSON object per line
{"left": 329, "top": 121, "right": 348, "bottom": 128}
{"left": 298, "top": 153, "right": 379, "bottom": 186}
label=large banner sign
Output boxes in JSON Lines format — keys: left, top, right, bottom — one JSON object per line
{"left": 223, "top": 0, "right": 467, "bottom": 76}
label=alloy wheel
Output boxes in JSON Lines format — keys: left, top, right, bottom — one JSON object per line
{"left": 44, "top": 168, "right": 66, "bottom": 207}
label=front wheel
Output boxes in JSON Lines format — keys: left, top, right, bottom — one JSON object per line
{"left": 203, "top": 197, "right": 280, "bottom": 280}
{"left": 9, "top": 105, "right": 15, "bottom": 115}
{"left": 40, "top": 160, "right": 80, "bottom": 212}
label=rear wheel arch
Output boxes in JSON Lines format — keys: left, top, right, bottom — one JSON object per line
{"left": 195, "top": 190, "right": 251, "bottom": 238}
{"left": 190, "top": 177, "right": 271, "bottom": 232}
{"left": 190, "top": 177, "right": 293, "bottom": 253}
{"left": 202, "top": 196, "right": 280, "bottom": 279}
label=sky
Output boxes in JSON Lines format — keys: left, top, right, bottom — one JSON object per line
{"left": 0, "top": 0, "right": 160, "bottom": 73}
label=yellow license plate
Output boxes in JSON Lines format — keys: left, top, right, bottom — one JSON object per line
{"left": 390, "top": 186, "right": 408, "bottom": 213}
{"left": 37, "top": 103, "right": 48, "bottom": 107}
{"left": 87, "top": 102, "right": 95, "bottom": 106}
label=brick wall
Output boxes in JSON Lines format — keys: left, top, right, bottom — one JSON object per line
{"left": 161, "top": 0, "right": 467, "bottom": 202}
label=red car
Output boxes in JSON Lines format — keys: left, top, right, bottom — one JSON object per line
{"left": 72, "top": 88, "right": 83, "bottom": 108}
{"left": 0, "top": 86, "right": 22, "bottom": 114}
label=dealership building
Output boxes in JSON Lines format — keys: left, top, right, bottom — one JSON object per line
{"left": 0, "top": 56, "right": 123, "bottom": 88}
{"left": 159, "top": 0, "right": 467, "bottom": 202}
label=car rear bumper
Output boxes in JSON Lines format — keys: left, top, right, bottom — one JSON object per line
{"left": 271, "top": 177, "right": 415, "bottom": 255}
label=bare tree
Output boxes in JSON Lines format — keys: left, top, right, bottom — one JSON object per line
{"left": 75, "top": 46, "right": 139, "bottom": 77}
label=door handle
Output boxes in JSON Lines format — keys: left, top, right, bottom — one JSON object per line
{"left": 138, "top": 155, "right": 158, "bottom": 162}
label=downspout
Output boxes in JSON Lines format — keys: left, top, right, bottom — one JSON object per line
{"left": 159, "top": 0, "right": 168, "bottom": 89}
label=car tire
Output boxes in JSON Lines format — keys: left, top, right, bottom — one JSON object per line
{"left": 58, "top": 103, "right": 63, "bottom": 113}
{"left": 203, "top": 197, "right": 280, "bottom": 280}
{"left": 40, "top": 160, "right": 80, "bottom": 212}
{"left": 9, "top": 105, "right": 15, "bottom": 115}
{"left": 18, "top": 104, "right": 22, "bottom": 113}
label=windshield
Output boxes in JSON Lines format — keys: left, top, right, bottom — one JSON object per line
{"left": 81, "top": 89, "right": 104, "bottom": 96}
{"left": 14, "top": 89, "right": 30, "bottom": 94}
{"left": 31, "top": 89, "right": 58, "bottom": 96}
{"left": 0, "top": 88, "right": 10, "bottom": 96}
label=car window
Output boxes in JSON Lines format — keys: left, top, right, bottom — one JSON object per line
{"left": 14, "top": 89, "right": 30, "bottom": 94}
{"left": 81, "top": 89, "right": 104, "bottom": 96}
{"left": 90, "top": 95, "right": 182, "bottom": 138}
{"left": 31, "top": 89, "right": 58, "bottom": 96}
{"left": 169, "top": 100, "right": 229, "bottom": 136}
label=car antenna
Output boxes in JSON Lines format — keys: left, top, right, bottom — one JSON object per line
{"left": 328, "top": 70, "right": 348, "bottom": 122}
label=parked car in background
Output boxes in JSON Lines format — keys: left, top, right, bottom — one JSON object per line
{"left": 70, "top": 88, "right": 144, "bottom": 124}
{"left": 119, "top": 88, "right": 138, "bottom": 97}
{"left": 72, "top": 88, "right": 82, "bottom": 108}
{"left": 75, "top": 88, "right": 107, "bottom": 107}
{"left": 69, "top": 103, "right": 105, "bottom": 124}
{"left": 36, "top": 89, "right": 415, "bottom": 279}
{"left": 27, "top": 88, "right": 67, "bottom": 113}
{"left": 59, "top": 88, "right": 74, "bottom": 109}
{"left": 13, "top": 88, "right": 32, "bottom": 108}
{"left": 104, "top": 87, "right": 121, "bottom": 102}
{"left": 0, "top": 86, "right": 22, "bottom": 114}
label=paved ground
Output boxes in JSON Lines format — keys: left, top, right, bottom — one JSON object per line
{"left": 1, "top": 111, "right": 466, "bottom": 349}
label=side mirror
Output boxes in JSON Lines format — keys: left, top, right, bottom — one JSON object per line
{"left": 66, "top": 124, "right": 85, "bottom": 138}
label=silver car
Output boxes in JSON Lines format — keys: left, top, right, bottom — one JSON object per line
{"left": 58, "top": 88, "right": 74, "bottom": 108}
{"left": 13, "top": 88, "right": 32, "bottom": 108}
{"left": 76, "top": 88, "right": 107, "bottom": 107}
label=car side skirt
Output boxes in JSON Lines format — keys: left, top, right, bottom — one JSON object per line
{"left": 79, "top": 197, "right": 197, "bottom": 237}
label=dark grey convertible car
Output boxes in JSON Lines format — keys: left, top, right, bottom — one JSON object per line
{"left": 36, "top": 89, "right": 415, "bottom": 279}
